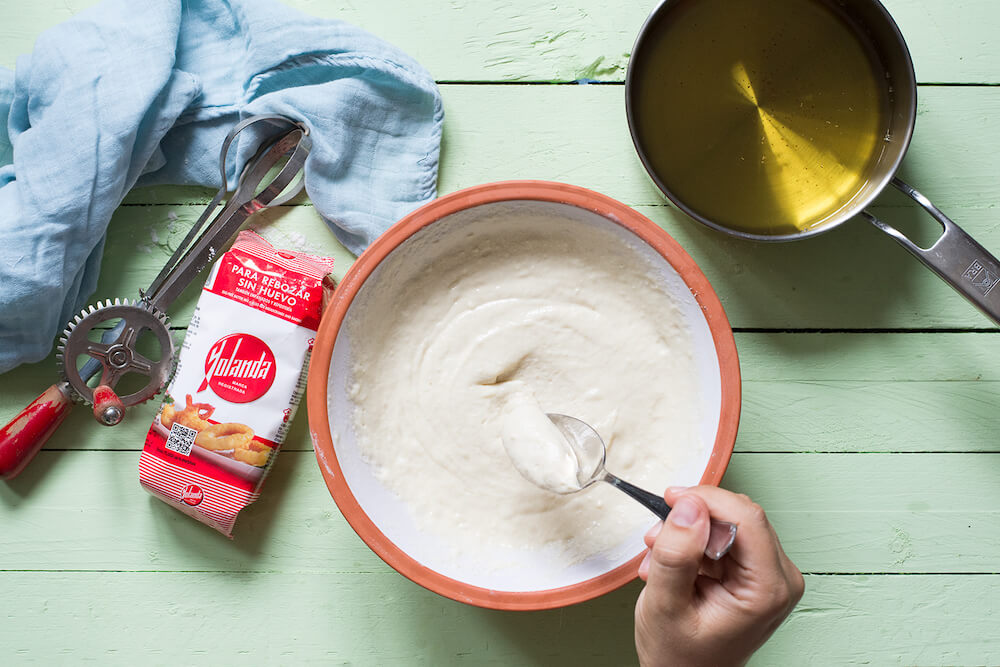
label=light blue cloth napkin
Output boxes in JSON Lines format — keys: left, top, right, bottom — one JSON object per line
{"left": 0, "top": 0, "right": 442, "bottom": 373}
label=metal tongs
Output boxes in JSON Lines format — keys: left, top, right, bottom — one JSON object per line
{"left": 0, "top": 115, "right": 311, "bottom": 480}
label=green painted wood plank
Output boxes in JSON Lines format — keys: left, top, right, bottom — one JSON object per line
{"left": 3, "top": 1, "right": 999, "bottom": 84}
{"left": 0, "top": 572, "right": 996, "bottom": 665}
{"left": 121, "top": 84, "right": 1000, "bottom": 214}
{"left": 2, "top": 451, "right": 999, "bottom": 574}
{"left": 0, "top": 571, "right": 641, "bottom": 665}
{"left": 4, "top": 332, "right": 1000, "bottom": 454}
{"left": 430, "top": 85, "right": 1000, "bottom": 215}
{"left": 755, "top": 574, "right": 1000, "bottom": 666}
{"left": 740, "top": 380, "right": 1000, "bottom": 453}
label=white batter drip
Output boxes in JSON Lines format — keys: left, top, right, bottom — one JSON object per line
{"left": 500, "top": 393, "right": 582, "bottom": 494}
{"left": 342, "top": 208, "right": 706, "bottom": 565}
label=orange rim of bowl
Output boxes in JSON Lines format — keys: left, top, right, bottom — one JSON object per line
{"left": 306, "top": 180, "right": 741, "bottom": 611}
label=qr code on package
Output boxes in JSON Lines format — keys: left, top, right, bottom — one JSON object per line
{"left": 165, "top": 423, "right": 198, "bottom": 456}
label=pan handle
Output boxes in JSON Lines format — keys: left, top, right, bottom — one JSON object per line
{"left": 862, "top": 178, "right": 1000, "bottom": 326}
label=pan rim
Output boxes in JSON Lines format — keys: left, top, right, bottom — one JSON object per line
{"left": 624, "top": 0, "right": 919, "bottom": 242}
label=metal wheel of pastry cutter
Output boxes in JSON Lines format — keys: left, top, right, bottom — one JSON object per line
{"left": 0, "top": 114, "right": 312, "bottom": 479}
{"left": 57, "top": 299, "right": 174, "bottom": 417}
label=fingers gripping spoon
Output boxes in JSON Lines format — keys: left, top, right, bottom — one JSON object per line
{"left": 0, "top": 115, "right": 311, "bottom": 480}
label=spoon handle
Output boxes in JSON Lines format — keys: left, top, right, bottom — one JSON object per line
{"left": 604, "top": 473, "right": 737, "bottom": 560}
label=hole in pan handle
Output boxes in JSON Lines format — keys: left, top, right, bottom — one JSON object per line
{"left": 861, "top": 177, "right": 1000, "bottom": 326}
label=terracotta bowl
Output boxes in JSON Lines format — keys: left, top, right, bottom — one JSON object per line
{"left": 306, "top": 181, "right": 741, "bottom": 610}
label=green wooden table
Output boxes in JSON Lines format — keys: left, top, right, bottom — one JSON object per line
{"left": 3, "top": 1, "right": 999, "bottom": 664}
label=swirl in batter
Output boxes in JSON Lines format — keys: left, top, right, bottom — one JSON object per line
{"left": 343, "top": 208, "right": 707, "bottom": 565}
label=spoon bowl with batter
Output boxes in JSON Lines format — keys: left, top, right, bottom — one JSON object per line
{"left": 546, "top": 413, "right": 737, "bottom": 561}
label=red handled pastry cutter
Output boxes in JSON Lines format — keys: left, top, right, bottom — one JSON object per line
{"left": 0, "top": 115, "right": 311, "bottom": 479}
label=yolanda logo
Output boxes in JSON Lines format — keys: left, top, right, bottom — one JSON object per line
{"left": 199, "top": 333, "right": 276, "bottom": 403}
{"left": 182, "top": 484, "right": 203, "bottom": 506}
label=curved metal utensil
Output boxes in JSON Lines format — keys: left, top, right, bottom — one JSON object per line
{"left": 547, "top": 413, "right": 737, "bottom": 560}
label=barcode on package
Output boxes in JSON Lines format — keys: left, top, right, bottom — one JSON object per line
{"left": 165, "top": 423, "right": 198, "bottom": 456}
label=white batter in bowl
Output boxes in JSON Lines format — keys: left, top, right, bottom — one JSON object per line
{"left": 319, "top": 194, "right": 733, "bottom": 598}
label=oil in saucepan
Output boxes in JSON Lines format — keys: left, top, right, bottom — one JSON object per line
{"left": 631, "top": 0, "right": 891, "bottom": 236}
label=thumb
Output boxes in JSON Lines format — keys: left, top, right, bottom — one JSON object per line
{"left": 642, "top": 495, "right": 711, "bottom": 611}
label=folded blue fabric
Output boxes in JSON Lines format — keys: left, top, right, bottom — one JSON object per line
{"left": 0, "top": 0, "right": 442, "bottom": 373}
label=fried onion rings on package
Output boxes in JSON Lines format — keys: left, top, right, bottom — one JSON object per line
{"left": 195, "top": 422, "right": 254, "bottom": 452}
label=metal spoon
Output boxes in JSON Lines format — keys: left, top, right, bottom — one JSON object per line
{"left": 547, "top": 413, "right": 737, "bottom": 560}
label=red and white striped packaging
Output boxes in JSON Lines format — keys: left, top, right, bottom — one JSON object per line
{"left": 139, "top": 231, "right": 335, "bottom": 537}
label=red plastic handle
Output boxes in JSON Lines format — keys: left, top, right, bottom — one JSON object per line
{"left": 0, "top": 383, "right": 74, "bottom": 480}
{"left": 92, "top": 384, "right": 124, "bottom": 426}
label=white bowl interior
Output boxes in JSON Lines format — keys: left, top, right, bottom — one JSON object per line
{"left": 325, "top": 200, "right": 723, "bottom": 592}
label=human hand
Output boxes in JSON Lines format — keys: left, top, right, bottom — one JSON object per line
{"left": 634, "top": 486, "right": 804, "bottom": 667}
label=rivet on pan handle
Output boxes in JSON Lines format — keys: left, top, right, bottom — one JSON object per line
{"left": 862, "top": 177, "right": 1000, "bottom": 326}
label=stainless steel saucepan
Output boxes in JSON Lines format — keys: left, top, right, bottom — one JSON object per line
{"left": 626, "top": 0, "right": 1000, "bottom": 324}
